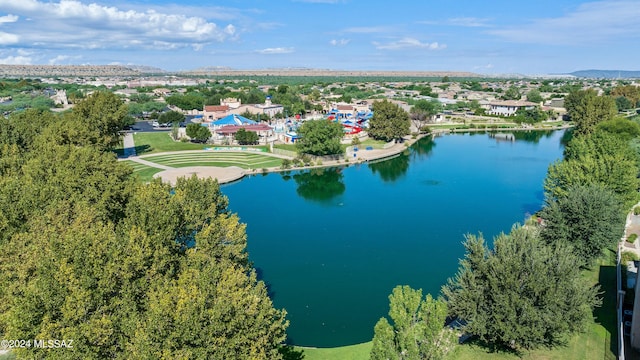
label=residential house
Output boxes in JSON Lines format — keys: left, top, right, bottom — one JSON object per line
{"left": 203, "top": 105, "right": 230, "bottom": 121}
{"left": 487, "top": 100, "right": 538, "bottom": 116}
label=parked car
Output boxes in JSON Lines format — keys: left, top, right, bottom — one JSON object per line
{"left": 151, "top": 120, "right": 159, "bottom": 127}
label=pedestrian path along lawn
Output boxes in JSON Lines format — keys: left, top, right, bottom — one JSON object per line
{"left": 142, "top": 152, "right": 282, "bottom": 169}
{"left": 120, "top": 160, "right": 164, "bottom": 182}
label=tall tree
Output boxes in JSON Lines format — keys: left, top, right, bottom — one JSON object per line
{"left": 526, "top": 89, "right": 544, "bottom": 103}
{"left": 295, "top": 119, "right": 344, "bottom": 156}
{"left": 158, "top": 110, "right": 185, "bottom": 125}
{"left": 544, "top": 130, "right": 640, "bottom": 208}
{"left": 368, "top": 100, "right": 410, "bottom": 142}
{"left": 235, "top": 128, "right": 259, "bottom": 145}
{"left": 186, "top": 123, "right": 211, "bottom": 142}
{"left": 69, "top": 91, "right": 129, "bottom": 149}
{"left": 540, "top": 184, "right": 625, "bottom": 263}
{"left": 564, "top": 89, "right": 617, "bottom": 136}
{"left": 371, "top": 285, "right": 455, "bottom": 360}
{"left": 442, "top": 226, "right": 601, "bottom": 350}
{"left": 1, "top": 176, "right": 289, "bottom": 359}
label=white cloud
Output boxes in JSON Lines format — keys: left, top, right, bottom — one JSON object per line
{"left": 373, "top": 38, "right": 446, "bottom": 50}
{"left": 0, "top": 0, "right": 237, "bottom": 50}
{"left": 0, "top": 55, "right": 32, "bottom": 64}
{"left": 255, "top": 47, "right": 294, "bottom": 54}
{"left": 489, "top": 0, "right": 640, "bottom": 45}
{"left": 0, "top": 14, "right": 18, "bottom": 23}
{"left": 329, "top": 38, "right": 350, "bottom": 46}
{"left": 0, "top": 31, "right": 18, "bottom": 44}
{"left": 48, "top": 54, "right": 81, "bottom": 64}
{"left": 447, "top": 17, "right": 491, "bottom": 27}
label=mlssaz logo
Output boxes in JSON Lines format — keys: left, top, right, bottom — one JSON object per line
{"left": 33, "top": 340, "right": 74, "bottom": 349}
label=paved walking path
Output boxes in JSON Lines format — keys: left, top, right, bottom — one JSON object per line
{"left": 128, "top": 157, "right": 173, "bottom": 170}
{"left": 122, "top": 132, "right": 136, "bottom": 157}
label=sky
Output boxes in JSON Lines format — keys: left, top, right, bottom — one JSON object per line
{"left": 0, "top": 0, "right": 638, "bottom": 75}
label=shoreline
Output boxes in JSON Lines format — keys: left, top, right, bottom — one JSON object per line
{"left": 124, "top": 124, "right": 571, "bottom": 185}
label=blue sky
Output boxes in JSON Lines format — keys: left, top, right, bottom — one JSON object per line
{"left": 0, "top": 0, "right": 638, "bottom": 74}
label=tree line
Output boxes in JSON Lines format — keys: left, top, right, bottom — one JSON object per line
{"left": 0, "top": 92, "right": 292, "bottom": 359}
{"left": 371, "top": 89, "right": 639, "bottom": 358}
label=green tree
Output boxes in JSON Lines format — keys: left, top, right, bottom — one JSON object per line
{"left": 544, "top": 131, "right": 640, "bottom": 207}
{"left": 368, "top": 100, "right": 410, "bottom": 142}
{"left": 68, "top": 91, "right": 129, "bottom": 149}
{"left": 371, "top": 285, "right": 455, "bottom": 360}
{"left": 186, "top": 123, "right": 211, "bottom": 143}
{"left": 0, "top": 168, "right": 289, "bottom": 358}
{"left": 596, "top": 117, "right": 640, "bottom": 141}
{"left": 526, "top": 89, "right": 544, "bottom": 103}
{"left": 615, "top": 96, "right": 634, "bottom": 111}
{"left": 442, "top": 226, "right": 600, "bottom": 350}
{"left": 502, "top": 86, "right": 522, "bottom": 100}
{"left": 513, "top": 106, "right": 546, "bottom": 124}
{"left": 295, "top": 119, "right": 344, "bottom": 156}
{"left": 540, "top": 184, "right": 625, "bottom": 263}
{"left": 158, "top": 110, "right": 185, "bottom": 125}
{"left": 235, "top": 128, "right": 259, "bottom": 145}
{"left": 564, "top": 89, "right": 617, "bottom": 136}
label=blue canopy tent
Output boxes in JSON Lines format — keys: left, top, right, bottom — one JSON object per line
{"left": 209, "top": 114, "right": 258, "bottom": 127}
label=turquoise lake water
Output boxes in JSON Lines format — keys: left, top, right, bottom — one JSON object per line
{"left": 221, "top": 130, "right": 566, "bottom": 348}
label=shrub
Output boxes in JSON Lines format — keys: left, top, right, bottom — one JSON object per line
{"left": 280, "top": 159, "right": 292, "bottom": 170}
{"left": 351, "top": 137, "right": 361, "bottom": 146}
{"left": 262, "top": 168, "right": 268, "bottom": 174}
{"left": 622, "top": 251, "right": 639, "bottom": 264}
{"left": 627, "top": 233, "right": 638, "bottom": 243}
{"left": 634, "top": 206, "right": 640, "bottom": 215}
{"left": 316, "top": 159, "right": 323, "bottom": 166}
{"left": 419, "top": 126, "right": 432, "bottom": 134}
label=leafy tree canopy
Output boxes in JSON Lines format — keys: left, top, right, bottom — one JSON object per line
{"left": 442, "top": 226, "right": 601, "bottom": 350}
{"left": 540, "top": 184, "right": 625, "bottom": 263}
{"left": 371, "top": 285, "right": 455, "bottom": 360}
{"left": 235, "top": 128, "right": 259, "bottom": 145}
{"left": 186, "top": 123, "right": 211, "bottom": 142}
{"left": 158, "top": 110, "right": 185, "bottom": 125}
{"left": 545, "top": 130, "right": 640, "bottom": 208}
{"left": 564, "top": 89, "right": 617, "bottom": 136}
{"left": 295, "top": 119, "right": 344, "bottom": 156}
{"left": 368, "top": 99, "right": 410, "bottom": 142}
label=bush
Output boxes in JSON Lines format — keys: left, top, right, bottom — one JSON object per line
{"left": 351, "top": 137, "right": 361, "bottom": 146}
{"left": 280, "top": 159, "right": 292, "bottom": 170}
{"left": 622, "top": 251, "right": 639, "bottom": 264}
{"left": 419, "top": 126, "right": 432, "bottom": 134}
{"left": 627, "top": 233, "right": 638, "bottom": 243}
{"left": 634, "top": 206, "right": 640, "bottom": 215}
{"left": 316, "top": 159, "right": 323, "bottom": 166}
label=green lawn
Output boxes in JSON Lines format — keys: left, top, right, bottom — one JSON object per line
{"left": 297, "top": 342, "right": 372, "bottom": 360}
{"left": 142, "top": 152, "right": 282, "bottom": 169}
{"left": 357, "top": 139, "right": 388, "bottom": 149}
{"left": 273, "top": 143, "right": 297, "bottom": 152}
{"left": 132, "top": 132, "right": 268, "bottom": 155}
{"left": 120, "top": 160, "right": 164, "bottom": 182}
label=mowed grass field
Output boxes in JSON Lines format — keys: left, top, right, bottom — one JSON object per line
{"left": 120, "top": 160, "right": 164, "bottom": 182}
{"left": 132, "top": 132, "right": 269, "bottom": 154}
{"left": 142, "top": 152, "right": 282, "bottom": 169}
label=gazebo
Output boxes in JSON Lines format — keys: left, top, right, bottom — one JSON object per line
{"left": 215, "top": 124, "right": 274, "bottom": 144}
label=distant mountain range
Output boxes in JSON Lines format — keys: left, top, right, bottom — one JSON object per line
{"left": 568, "top": 70, "right": 640, "bottom": 79}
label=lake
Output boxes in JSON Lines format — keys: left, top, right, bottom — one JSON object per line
{"left": 221, "top": 130, "right": 566, "bottom": 348}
